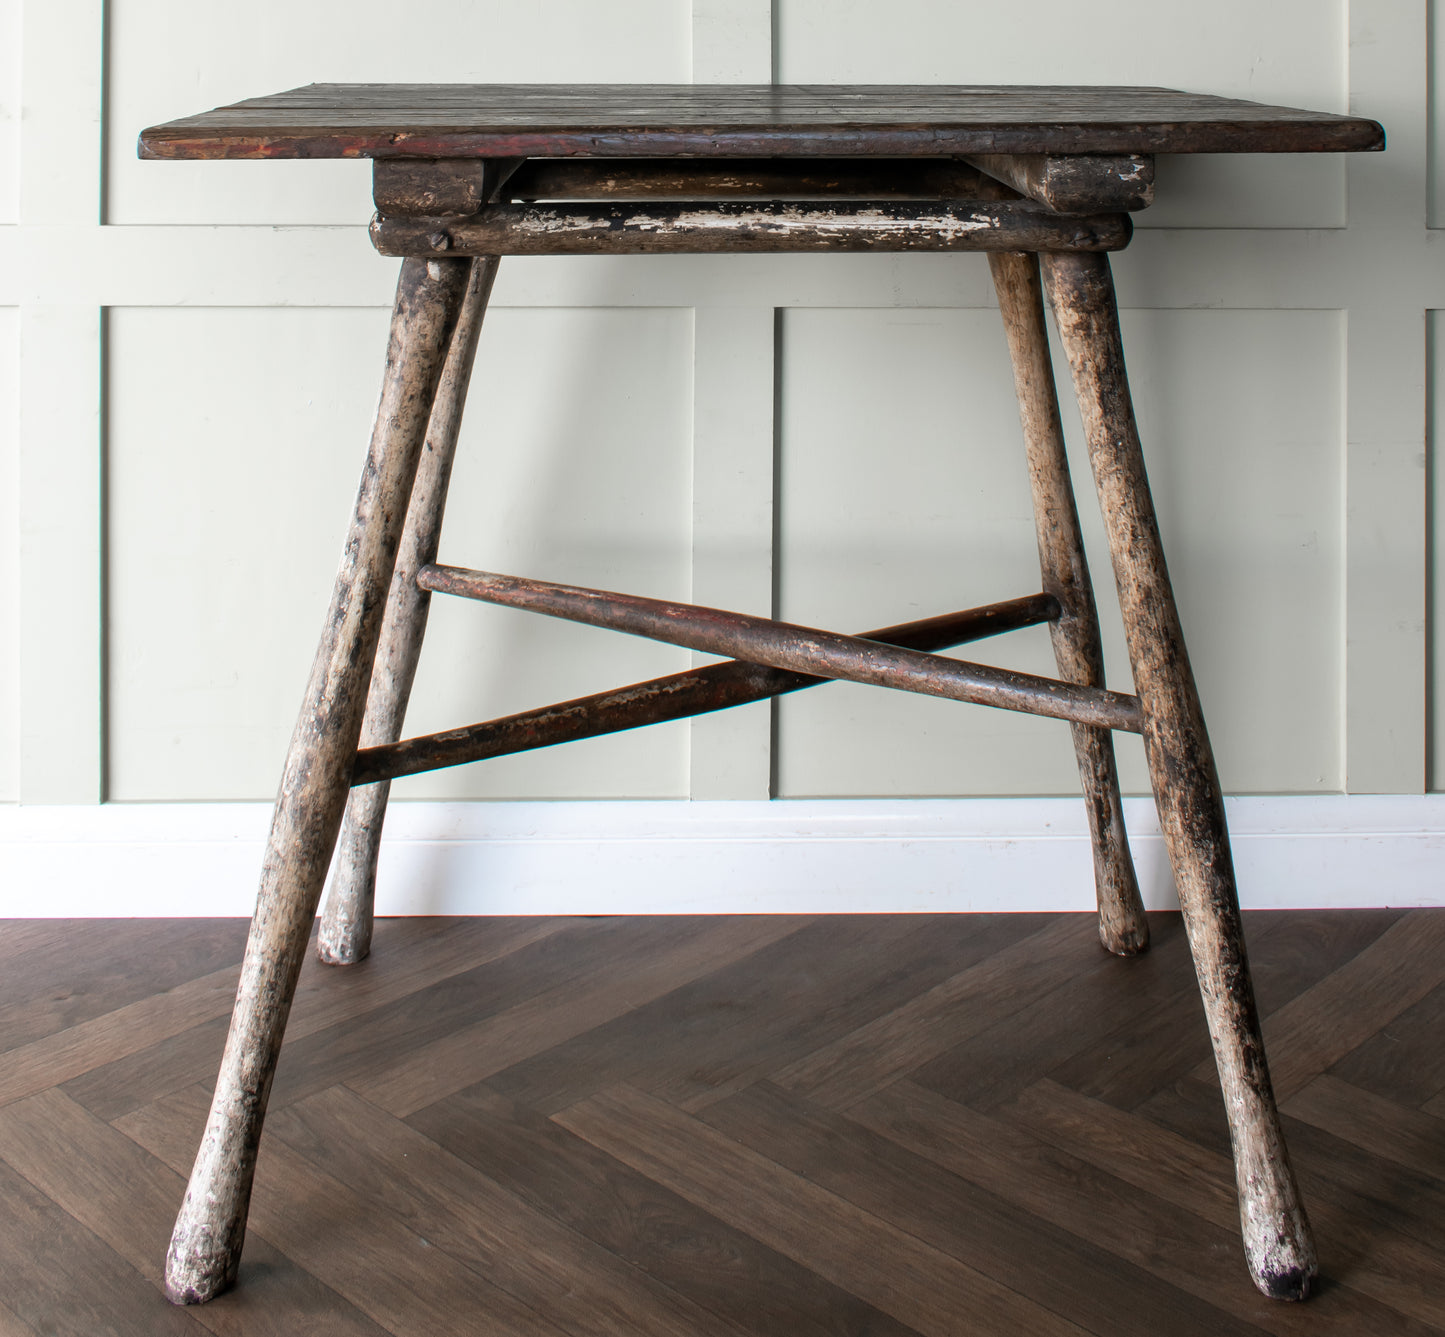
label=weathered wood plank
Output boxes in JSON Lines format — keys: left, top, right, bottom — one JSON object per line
{"left": 62, "top": 920, "right": 568, "bottom": 1121}
{"left": 416, "top": 563, "right": 1144, "bottom": 732}
{"left": 0, "top": 1157, "right": 206, "bottom": 1336}
{"left": 505, "top": 156, "right": 988, "bottom": 201}
{"left": 322, "top": 255, "right": 500, "bottom": 965}
{"left": 856, "top": 1079, "right": 1435, "bottom": 1337}
{"left": 0, "top": 1088, "right": 387, "bottom": 1337}
{"left": 1046, "top": 911, "right": 1403, "bottom": 1110}
{"left": 1284, "top": 1074, "right": 1445, "bottom": 1187}
{"left": 271, "top": 1085, "right": 753, "bottom": 1337}
{"left": 351, "top": 915, "right": 808, "bottom": 1117}
{"left": 0, "top": 1297, "right": 37, "bottom": 1337}
{"left": 60, "top": 918, "right": 569, "bottom": 1121}
{"left": 409, "top": 1083, "right": 921, "bottom": 1337}
{"left": 271, "top": 918, "right": 733, "bottom": 1113}
{"left": 128, "top": 1085, "right": 572, "bottom": 1337}
{"left": 771, "top": 915, "right": 1103, "bottom": 1108}
{"left": 373, "top": 199, "right": 1132, "bottom": 256}
{"left": 138, "top": 84, "right": 1386, "bottom": 160}
{"left": 1326, "top": 979, "right": 1445, "bottom": 1108}
{"left": 700, "top": 1081, "right": 1259, "bottom": 1337}
{"left": 1003, "top": 1078, "right": 1445, "bottom": 1332}
{"left": 911, "top": 913, "right": 1197, "bottom": 1111}
{"left": 0, "top": 963, "right": 241, "bottom": 1108}
{"left": 353, "top": 594, "right": 1058, "bottom": 787}
{"left": 554, "top": 1084, "right": 1093, "bottom": 1337}
{"left": 967, "top": 153, "right": 1154, "bottom": 211}
{"left": 1190, "top": 908, "right": 1445, "bottom": 1099}
{"left": 1044, "top": 248, "right": 1314, "bottom": 1299}
{"left": 486, "top": 915, "right": 1038, "bottom": 1117}
{"left": 0, "top": 919, "right": 246, "bottom": 1055}
{"left": 165, "top": 255, "right": 473, "bottom": 1305}
{"left": 990, "top": 248, "right": 1145, "bottom": 954}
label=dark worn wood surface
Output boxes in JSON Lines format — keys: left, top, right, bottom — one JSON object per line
{"left": 989, "top": 250, "right": 1145, "bottom": 955}
{"left": 4, "top": 912, "right": 1445, "bottom": 1334}
{"left": 415, "top": 563, "right": 1145, "bottom": 733}
{"left": 139, "top": 84, "right": 1385, "bottom": 160}
{"left": 352, "top": 594, "right": 1057, "bottom": 787}
{"left": 502, "top": 156, "right": 991, "bottom": 202}
{"left": 372, "top": 198, "right": 1132, "bottom": 256}
{"left": 320, "top": 256, "right": 500, "bottom": 968}
{"left": 163, "top": 257, "right": 473, "bottom": 1306}
{"left": 1043, "top": 250, "right": 1314, "bottom": 1299}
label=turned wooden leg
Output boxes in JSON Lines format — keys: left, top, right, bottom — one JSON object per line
{"left": 164, "top": 257, "right": 472, "bottom": 1305}
{"left": 318, "top": 255, "right": 500, "bottom": 966}
{"left": 1040, "top": 249, "right": 1316, "bottom": 1300}
{"left": 989, "top": 250, "right": 1147, "bottom": 956}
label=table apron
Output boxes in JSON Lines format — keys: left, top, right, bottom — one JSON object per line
{"left": 370, "top": 200, "right": 1132, "bottom": 256}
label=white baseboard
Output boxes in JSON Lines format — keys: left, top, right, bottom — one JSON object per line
{"left": 2, "top": 796, "right": 1443, "bottom": 917}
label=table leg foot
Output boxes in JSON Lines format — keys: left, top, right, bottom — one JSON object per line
{"left": 990, "top": 249, "right": 1146, "bottom": 956}
{"left": 164, "top": 257, "right": 471, "bottom": 1303}
{"left": 1042, "top": 248, "right": 1317, "bottom": 1300}
{"left": 318, "top": 257, "right": 498, "bottom": 967}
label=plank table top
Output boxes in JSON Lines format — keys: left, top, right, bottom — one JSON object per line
{"left": 139, "top": 84, "right": 1385, "bottom": 161}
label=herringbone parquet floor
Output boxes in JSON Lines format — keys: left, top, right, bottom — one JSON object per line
{"left": 3, "top": 910, "right": 1444, "bottom": 1335}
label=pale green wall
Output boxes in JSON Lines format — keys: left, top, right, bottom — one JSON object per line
{"left": 0, "top": 0, "right": 1435, "bottom": 804}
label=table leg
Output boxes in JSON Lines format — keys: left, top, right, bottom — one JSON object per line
{"left": 318, "top": 255, "right": 500, "bottom": 965}
{"left": 163, "top": 257, "right": 472, "bottom": 1305}
{"left": 989, "top": 250, "right": 1147, "bottom": 956}
{"left": 1040, "top": 249, "right": 1317, "bottom": 1300}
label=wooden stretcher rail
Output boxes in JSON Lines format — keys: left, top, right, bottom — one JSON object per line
{"left": 371, "top": 199, "right": 1132, "bottom": 256}
{"left": 351, "top": 593, "right": 1059, "bottom": 786}
{"left": 415, "top": 564, "right": 1145, "bottom": 734}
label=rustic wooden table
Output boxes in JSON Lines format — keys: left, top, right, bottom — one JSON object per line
{"left": 140, "top": 84, "right": 1384, "bottom": 1310}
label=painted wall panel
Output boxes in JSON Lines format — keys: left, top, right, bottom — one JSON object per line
{"left": 1431, "top": 0, "right": 1443, "bottom": 228}
{"left": 0, "top": 0, "right": 17, "bottom": 224}
{"left": 106, "top": 0, "right": 691, "bottom": 225}
{"left": 775, "top": 306, "right": 1344, "bottom": 797}
{"left": 1430, "top": 309, "right": 1443, "bottom": 789}
{"left": 776, "top": 0, "right": 1348, "bottom": 228}
{"left": 105, "top": 305, "right": 692, "bottom": 800}
{"left": 0, "top": 308, "right": 17, "bottom": 799}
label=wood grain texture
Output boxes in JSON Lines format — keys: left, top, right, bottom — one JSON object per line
{"left": 0, "top": 1157, "right": 207, "bottom": 1336}
{"left": 134, "top": 1085, "right": 570, "bottom": 1337}
{"left": 268, "top": 1085, "right": 751, "bottom": 1337}
{"left": 138, "top": 84, "right": 1386, "bottom": 160}
{"left": 408, "top": 1083, "right": 922, "bottom": 1337}
{"left": 417, "top": 563, "right": 1145, "bottom": 732}
{"left": 8, "top": 912, "right": 1444, "bottom": 1334}
{"left": 321, "top": 255, "right": 500, "bottom": 966}
{"left": 1043, "top": 248, "right": 1314, "bottom": 1300}
{"left": 350, "top": 915, "right": 807, "bottom": 1117}
{"left": 1003, "top": 1079, "right": 1445, "bottom": 1332}
{"left": 555, "top": 1084, "right": 1093, "bottom": 1336}
{"left": 1285, "top": 1074, "right": 1445, "bottom": 1181}
{"left": 1196, "top": 908, "right": 1445, "bottom": 1100}
{"left": 353, "top": 594, "right": 1057, "bottom": 787}
{"left": 372, "top": 199, "right": 1133, "bottom": 257}
{"left": 0, "top": 919, "right": 245, "bottom": 1054}
{"left": 0, "top": 1088, "right": 387, "bottom": 1337}
{"left": 989, "top": 248, "right": 1145, "bottom": 955}
{"left": 699, "top": 1080, "right": 1255, "bottom": 1337}
{"left": 967, "top": 153, "right": 1154, "bottom": 212}
{"left": 504, "top": 156, "right": 989, "bottom": 201}
{"left": 164, "top": 256, "right": 473, "bottom": 1306}
{"left": 852, "top": 1080, "right": 1427, "bottom": 1337}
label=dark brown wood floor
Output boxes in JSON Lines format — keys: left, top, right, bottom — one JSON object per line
{"left": 3, "top": 910, "right": 1445, "bottom": 1335}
